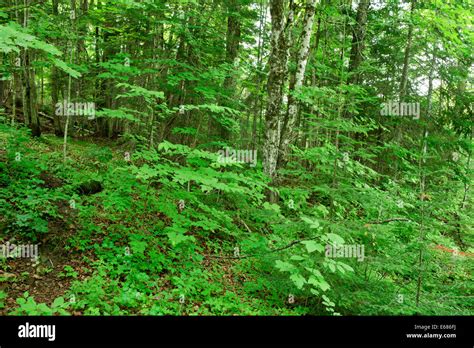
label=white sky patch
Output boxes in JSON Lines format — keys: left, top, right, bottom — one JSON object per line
{"left": 414, "top": 76, "right": 442, "bottom": 96}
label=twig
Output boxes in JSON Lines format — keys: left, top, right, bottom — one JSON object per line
{"left": 237, "top": 216, "right": 252, "bottom": 233}
{"left": 205, "top": 237, "right": 317, "bottom": 260}
{"left": 206, "top": 218, "right": 413, "bottom": 260}
{"left": 366, "top": 217, "right": 413, "bottom": 224}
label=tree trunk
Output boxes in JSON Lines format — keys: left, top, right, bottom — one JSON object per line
{"left": 252, "top": 0, "right": 267, "bottom": 151}
{"left": 263, "top": 0, "right": 294, "bottom": 180}
{"left": 416, "top": 48, "right": 436, "bottom": 307}
{"left": 278, "top": 0, "right": 316, "bottom": 168}
{"left": 399, "top": 0, "right": 415, "bottom": 101}
{"left": 348, "top": 0, "right": 370, "bottom": 85}
{"left": 22, "top": 0, "right": 41, "bottom": 137}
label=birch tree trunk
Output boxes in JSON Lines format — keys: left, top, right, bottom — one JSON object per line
{"left": 263, "top": 0, "right": 293, "bottom": 180}
{"left": 278, "top": 0, "right": 316, "bottom": 167}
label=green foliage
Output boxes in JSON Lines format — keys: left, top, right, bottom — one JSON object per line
{"left": 0, "top": 0, "right": 472, "bottom": 318}
{"left": 0, "top": 23, "right": 80, "bottom": 77}
{"left": 10, "top": 292, "right": 69, "bottom": 315}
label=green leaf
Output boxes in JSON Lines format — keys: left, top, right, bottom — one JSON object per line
{"left": 290, "top": 273, "right": 306, "bottom": 289}
{"left": 326, "top": 233, "right": 345, "bottom": 245}
{"left": 318, "top": 279, "right": 330, "bottom": 292}
{"left": 328, "top": 263, "right": 336, "bottom": 272}
{"left": 130, "top": 240, "right": 147, "bottom": 256}
{"left": 338, "top": 263, "right": 354, "bottom": 272}
{"left": 290, "top": 255, "right": 305, "bottom": 261}
{"left": 51, "top": 58, "right": 81, "bottom": 78}
{"left": 307, "top": 274, "right": 330, "bottom": 292}
{"left": 301, "top": 216, "right": 320, "bottom": 229}
{"left": 301, "top": 240, "right": 324, "bottom": 253}
{"left": 52, "top": 297, "right": 65, "bottom": 307}
{"left": 275, "top": 260, "right": 296, "bottom": 273}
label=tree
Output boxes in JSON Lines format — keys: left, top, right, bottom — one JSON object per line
{"left": 279, "top": 0, "right": 317, "bottom": 168}
{"left": 263, "top": 0, "right": 294, "bottom": 180}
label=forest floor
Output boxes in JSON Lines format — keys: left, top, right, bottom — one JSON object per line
{"left": 0, "top": 126, "right": 303, "bottom": 315}
{"left": 0, "top": 123, "right": 472, "bottom": 316}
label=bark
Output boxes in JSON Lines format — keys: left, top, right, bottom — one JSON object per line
{"left": 22, "top": 0, "right": 40, "bottom": 136}
{"left": 223, "top": 0, "right": 241, "bottom": 92}
{"left": 348, "top": 0, "right": 370, "bottom": 85}
{"left": 220, "top": 0, "right": 242, "bottom": 140}
{"left": 278, "top": 0, "right": 317, "bottom": 168}
{"left": 263, "top": 0, "right": 294, "bottom": 180}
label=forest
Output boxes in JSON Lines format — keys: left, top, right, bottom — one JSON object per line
{"left": 0, "top": 0, "right": 472, "bottom": 316}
